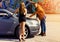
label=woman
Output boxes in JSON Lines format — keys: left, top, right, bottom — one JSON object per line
{"left": 14, "top": 2, "right": 27, "bottom": 42}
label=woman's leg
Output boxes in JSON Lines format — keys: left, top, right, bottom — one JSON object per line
{"left": 21, "top": 22, "right": 25, "bottom": 38}
{"left": 19, "top": 23, "right": 22, "bottom": 42}
{"left": 19, "top": 22, "right": 25, "bottom": 42}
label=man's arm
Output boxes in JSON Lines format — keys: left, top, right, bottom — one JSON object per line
{"left": 29, "top": 11, "right": 37, "bottom": 17}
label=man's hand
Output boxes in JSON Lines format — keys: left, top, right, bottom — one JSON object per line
{"left": 36, "top": 17, "right": 39, "bottom": 21}
{"left": 28, "top": 1, "right": 35, "bottom": 4}
{"left": 26, "top": 17, "right": 31, "bottom": 19}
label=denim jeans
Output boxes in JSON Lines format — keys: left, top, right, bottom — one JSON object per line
{"left": 40, "top": 18, "right": 46, "bottom": 33}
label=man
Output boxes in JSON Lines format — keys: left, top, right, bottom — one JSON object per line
{"left": 29, "top": 1, "right": 46, "bottom": 36}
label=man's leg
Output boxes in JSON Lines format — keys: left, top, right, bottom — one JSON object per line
{"left": 44, "top": 19, "right": 46, "bottom": 34}
{"left": 39, "top": 20, "right": 43, "bottom": 35}
{"left": 41, "top": 19, "right": 46, "bottom": 36}
{"left": 39, "top": 19, "right": 46, "bottom": 36}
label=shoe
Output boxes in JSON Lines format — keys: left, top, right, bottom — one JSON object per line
{"left": 41, "top": 33, "right": 46, "bottom": 36}
{"left": 19, "top": 39, "right": 22, "bottom": 42}
{"left": 39, "top": 32, "right": 46, "bottom": 36}
{"left": 39, "top": 32, "right": 43, "bottom": 35}
{"left": 39, "top": 33, "right": 42, "bottom": 35}
{"left": 21, "top": 35, "right": 25, "bottom": 42}
{"left": 19, "top": 38, "right": 25, "bottom": 42}
{"left": 21, "top": 38, "right": 25, "bottom": 42}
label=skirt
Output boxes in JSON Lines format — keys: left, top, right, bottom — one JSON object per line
{"left": 19, "top": 16, "right": 26, "bottom": 23}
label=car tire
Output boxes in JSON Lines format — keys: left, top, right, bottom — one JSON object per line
{"left": 15, "top": 26, "right": 30, "bottom": 39}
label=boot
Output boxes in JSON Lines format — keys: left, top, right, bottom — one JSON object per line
{"left": 39, "top": 32, "right": 43, "bottom": 35}
{"left": 39, "top": 32, "right": 46, "bottom": 36}
{"left": 21, "top": 35, "right": 25, "bottom": 42}
{"left": 19, "top": 35, "right": 25, "bottom": 42}
{"left": 41, "top": 32, "right": 46, "bottom": 36}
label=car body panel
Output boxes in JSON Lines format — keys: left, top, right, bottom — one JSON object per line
{"left": 0, "top": 9, "right": 40, "bottom": 36}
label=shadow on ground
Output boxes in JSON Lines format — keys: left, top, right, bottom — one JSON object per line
{"left": 0, "top": 35, "right": 34, "bottom": 42}
{"left": 0, "top": 35, "right": 19, "bottom": 42}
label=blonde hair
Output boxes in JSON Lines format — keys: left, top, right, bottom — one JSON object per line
{"left": 19, "top": 2, "right": 26, "bottom": 14}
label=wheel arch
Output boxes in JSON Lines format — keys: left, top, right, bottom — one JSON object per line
{"left": 14, "top": 24, "right": 30, "bottom": 37}
{"left": 25, "top": 24, "right": 30, "bottom": 35}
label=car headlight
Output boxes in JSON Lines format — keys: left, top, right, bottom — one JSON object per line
{"left": 26, "top": 20, "right": 39, "bottom": 26}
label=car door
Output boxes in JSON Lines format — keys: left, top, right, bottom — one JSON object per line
{"left": 0, "top": 11, "right": 14, "bottom": 34}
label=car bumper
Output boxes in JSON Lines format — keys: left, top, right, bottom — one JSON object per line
{"left": 29, "top": 26, "right": 40, "bottom": 35}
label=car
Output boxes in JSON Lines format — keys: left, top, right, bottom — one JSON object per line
{"left": 0, "top": 9, "right": 40, "bottom": 38}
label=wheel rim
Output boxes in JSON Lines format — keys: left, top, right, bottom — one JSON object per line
{"left": 24, "top": 27, "right": 28, "bottom": 38}
{"left": 15, "top": 26, "right": 28, "bottom": 38}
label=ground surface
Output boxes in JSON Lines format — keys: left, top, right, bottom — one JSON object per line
{"left": 0, "top": 14, "right": 60, "bottom": 42}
